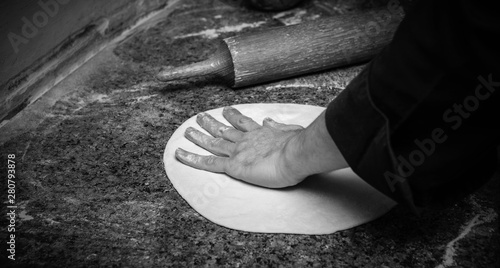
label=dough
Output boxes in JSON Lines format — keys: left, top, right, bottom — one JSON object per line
{"left": 163, "top": 103, "right": 396, "bottom": 234}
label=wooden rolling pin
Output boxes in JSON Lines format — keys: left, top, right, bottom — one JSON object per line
{"left": 157, "top": 8, "right": 403, "bottom": 88}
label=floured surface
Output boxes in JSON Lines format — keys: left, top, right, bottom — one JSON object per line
{"left": 164, "top": 103, "right": 396, "bottom": 234}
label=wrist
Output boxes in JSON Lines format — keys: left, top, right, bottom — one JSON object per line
{"left": 278, "top": 131, "right": 310, "bottom": 185}
{"left": 280, "top": 111, "right": 348, "bottom": 183}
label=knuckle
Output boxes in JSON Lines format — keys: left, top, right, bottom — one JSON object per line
{"left": 204, "top": 155, "right": 217, "bottom": 165}
{"left": 209, "top": 137, "right": 224, "bottom": 147}
{"left": 238, "top": 117, "right": 250, "bottom": 125}
{"left": 217, "top": 126, "right": 230, "bottom": 136}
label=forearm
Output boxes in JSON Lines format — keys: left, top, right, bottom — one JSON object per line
{"left": 282, "top": 111, "right": 348, "bottom": 179}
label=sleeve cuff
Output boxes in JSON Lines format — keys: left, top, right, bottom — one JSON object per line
{"left": 325, "top": 63, "right": 418, "bottom": 211}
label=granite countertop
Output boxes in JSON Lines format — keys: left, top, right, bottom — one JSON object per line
{"left": 1, "top": 0, "right": 498, "bottom": 267}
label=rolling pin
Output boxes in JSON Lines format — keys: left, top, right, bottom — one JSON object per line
{"left": 157, "top": 8, "right": 403, "bottom": 88}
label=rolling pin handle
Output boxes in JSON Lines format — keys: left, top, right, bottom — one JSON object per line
{"left": 157, "top": 58, "right": 219, "bottom": 82}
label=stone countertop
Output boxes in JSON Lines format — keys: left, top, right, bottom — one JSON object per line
{"left": 1, "top": 0, "right": 498, "bottom": 267}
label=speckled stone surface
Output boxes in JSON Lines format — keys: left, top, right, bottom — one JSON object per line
{"left": 1, "top": 0, "right": 499, "bottom": 267}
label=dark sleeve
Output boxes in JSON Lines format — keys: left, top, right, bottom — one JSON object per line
{"left": 325, "top": 0, "right": 500, "bottom": 210}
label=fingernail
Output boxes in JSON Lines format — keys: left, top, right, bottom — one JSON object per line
{"left": 223, "top": 106, "right": 236, "bottom": 114}
{"left": 176, "top": 148, "right": 187, "bottom": 157}
{"left": 196, "top": 112, "right": 207, "bottom": 124}
{"left": 185, "top": 127, "right": 195, "bottom": 137}
{"left": 176, "top": 148, "right": 196, "bottom": 163}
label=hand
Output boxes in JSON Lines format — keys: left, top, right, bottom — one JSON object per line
{"left": 175, "top": 106, "right": 306, "bottom": 188}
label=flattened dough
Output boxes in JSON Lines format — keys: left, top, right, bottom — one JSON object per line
{"left": 164, "top": 103, "right": 396, "bottom": 234}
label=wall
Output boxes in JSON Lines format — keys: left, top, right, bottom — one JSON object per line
{"left": 0, "top": 0, "right": 170, "bottom": 124}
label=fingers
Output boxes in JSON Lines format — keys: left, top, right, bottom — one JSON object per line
{"left": 197, "top": 107, "right": 302, "bottom": 136}
{"left": 196, "top": 112, "right": 228, "bottom": 137}
{"left": 218, "top": 126, "right": 244, "bottom": 142}
{"left": 175, "top": 148, "right": 226, "bottom": 173}
{"left": 263, "top": 117, "right": 304, "bottom": 131}
{"left": 196, "top": 113, "right": 244, "bottom": 141}
{"left": 223, "top": 107, "right": 261, "bottom": 132}
{"left": 185, "top": 127, "right": 235, "bottom": 156}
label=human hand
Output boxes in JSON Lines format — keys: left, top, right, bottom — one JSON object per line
{"left": 175, "top": 106, "right": 307, "bottom": 188}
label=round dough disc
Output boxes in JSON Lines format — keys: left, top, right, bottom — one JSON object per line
{"left": 164, "top": 103, "right": 396, "bottom": 234}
